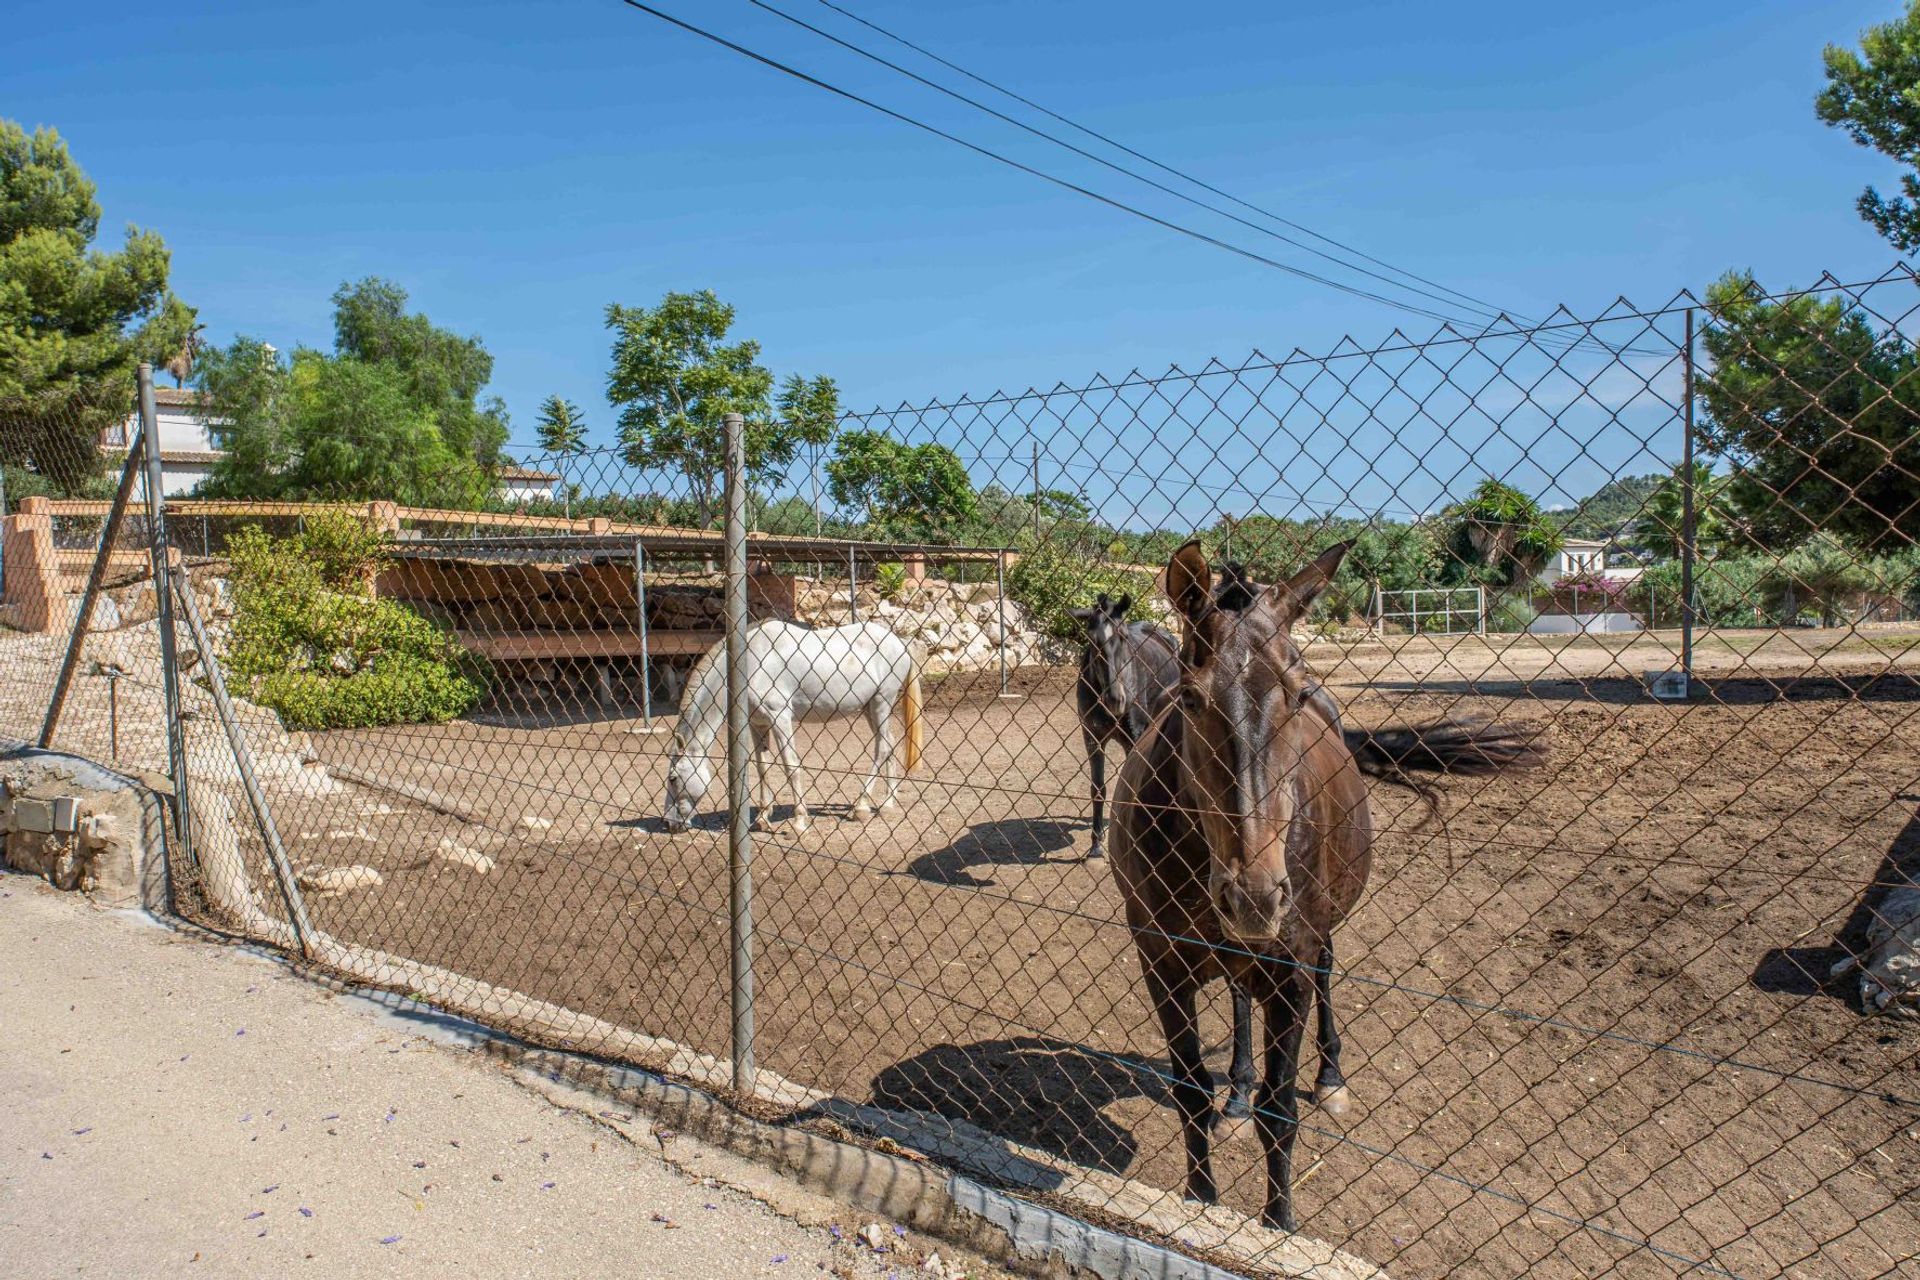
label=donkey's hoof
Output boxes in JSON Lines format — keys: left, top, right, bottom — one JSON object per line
{"left": 1261, "top": 1206, "right": 1299, "bottom": 1234}
{"left": 1317, "top": 1084, "right": 1353, "bottom": 1118}
{"left": 1211, "top": 1104, "right": 1253, "bottom": 1140}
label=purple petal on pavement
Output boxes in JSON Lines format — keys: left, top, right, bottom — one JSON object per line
{"left": 540, "top": 1181, "right": 555, "bottom": 1190}
{"left": 41, "top": 1153, "right": 52, "bottom": 1160}
{"left": 770, "top": 1256, "right": 788, "bottom": 1265}
{"left": 71, "top": 1128, "right": 92, "bottom": 1136}
{"left": 245, "top": 1211, "right": 264, "bottom": 1221}
{"left": 321, "top": 1114, "right": 339, "bottom": 1121}
{"left": 380, "top": 1235, "right": 401, "bottom": 1245}
{"left": 261, "top": 1185, "right": 278, "bottom": 1194}
{"left": 298, "top": 1208, "right": 314, "bottom": 1218}
{"left": 235, "top": 1029, "right": 245, "bottom": 1036}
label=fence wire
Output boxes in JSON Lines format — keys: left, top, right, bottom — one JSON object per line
{"left": 2, "top": 270, "right": 1918, "bottom": 1280}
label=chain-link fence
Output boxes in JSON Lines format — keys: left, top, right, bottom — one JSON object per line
{"left": 3, "top": 267, "right": 1918, "bottom": 1279}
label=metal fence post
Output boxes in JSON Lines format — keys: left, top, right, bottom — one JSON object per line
{"left": 137, "top": 365, "right": 198, "bottom": 870}
{"left": 1681, "top": 308, "right": 1697, "bottom": 689}
{"left": 996, "top": 549, "right": 1011, "bottom": 696}
{"left": 722, "top": 410, "right": 756, "bottom": 1096}
{"left": 634, "top": 539, "right": 654, "bottom": 729}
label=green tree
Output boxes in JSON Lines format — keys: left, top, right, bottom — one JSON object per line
{"left": 1633, "top": 462, "right": 1735, "bottom": 561}
{"left": 1761, "top": 532, "right": 1878, "bottom": 626}
{"left": 1696, "top": 271, "right": 1920, "bottom": 551}
{"left": 196, "top": 281, "right": 508, "bottom": 505}
{"left": 1817, "top": 2, "right": 1920, "bottom": 251}
{"left": 1441, "top": 479, "right": 1563, "bottom": 588}
{"left": 534, "top": 394, "right": 587, "bottom": 517}
{"left": 329, "top": 277, "right": 508, "bottom": 473}
{"left": 826, "top": 430, "right": 977, "bottom": 537}
{"left": 604, "top": 290, "right": 837, "bottom": 525}
{"left": 1558, "top": 473, "right": 1662, "bottom": 541}
{"left": 0, "top": 120, "right": 196, "bottom": 493}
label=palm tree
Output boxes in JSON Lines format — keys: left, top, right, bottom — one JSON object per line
{"left": 534, "top": 395, "right": 587, "bottom": 518}
{"left": 164, "top": 322, "right": 207, "bottom": 388}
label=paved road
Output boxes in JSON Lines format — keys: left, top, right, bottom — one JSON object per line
{"left": 0, "top": 877, "right": 983, "bottom": 1278}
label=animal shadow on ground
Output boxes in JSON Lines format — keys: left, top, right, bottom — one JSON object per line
{"left": 1752, "top": 794, "right": 1920, "bottom": 1005}
{"left": 902, "top": 817, "right": 1081, "bottom": 887}
{"left": 1369, "top": 671, "right": 1920, "bottom": 707}
{"left": 868, "top": 1036, "right": 1160, "bottom": 1174}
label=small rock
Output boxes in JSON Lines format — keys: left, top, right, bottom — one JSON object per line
{"left": 436, "top": 838, "right": 494, "bottom": 874}
{"left": 520, "top": 815, "right": 553, "bottom": 831}
{"left": 859, "top": 1222, "right": 888, "bottom": 1250}
{"left": 296, "top": 864, "right": 383, "bottom": 896}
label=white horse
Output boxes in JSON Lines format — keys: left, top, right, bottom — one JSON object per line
{"left": 662, "top": 621, "right": 919, "bottom": 833}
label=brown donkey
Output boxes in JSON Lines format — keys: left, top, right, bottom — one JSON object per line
{"left": 1109, "top": 539, "right": 1540, "bottom": 1231}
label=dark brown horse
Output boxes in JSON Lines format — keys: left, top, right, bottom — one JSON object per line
{"left": 1110, "top": 540, "right": 1540, "bottom": 1231}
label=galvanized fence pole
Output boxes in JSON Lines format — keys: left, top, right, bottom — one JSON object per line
{"left": 40, "top": 401, "right": 151, "bottom": 748}
{"left": 171, "top": 570, "right": 314, "bottom": 957}
{"left": 996, "top": 549, "right": 1011, "bottom": 696}
{"left": 137, "top": 364, "right": 198, "bottom": 870}
{"left": 722, "top": 410, "right": 756, "bottom": 1095}
{"left": 634, "top": 539, "right": 654, "bottom": 729}
{"left": 1681, "top": 308, "right": 1697, "bottom": 690}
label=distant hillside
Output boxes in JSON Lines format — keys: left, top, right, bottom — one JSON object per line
{"left": 1556, "top": 474, "right": 1662, "bottom": 541}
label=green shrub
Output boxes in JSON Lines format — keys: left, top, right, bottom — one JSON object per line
{"left": 873, "top": 561, "right": 908, "bottom": 602}
{"left": 225, "top": 516, "right": 485, "bottom": 730}
{"left": 1007, "top": 543, "right": 1158, "bottom": 640}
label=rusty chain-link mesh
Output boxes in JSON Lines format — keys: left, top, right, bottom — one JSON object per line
{"left": 2, "top": 269, "right": 1917, "bottom": 1279}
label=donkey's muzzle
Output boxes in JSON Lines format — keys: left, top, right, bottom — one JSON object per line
{"left": 1211, "top": 869, "right": 1288, "bottom": 942}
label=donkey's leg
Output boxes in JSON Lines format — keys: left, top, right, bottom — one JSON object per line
{"left": 1313, "top": 942, "right": 1352, "bottom": 1117}
{"left": 1254, "top": 972, "right": 1311, "bottom": 1233}
{"left": 1145, "top": 962, "right": 1217, "bottom": 1204}
{"left": 1084, "top": 727, "right": 1108, "bottom": 859}
{"left": 751, "top": 724, "right": 775, "bottom": 832}
{"left": 852, "top": 697, "right": 897, "bottom": 820}
{"left": 1220, "top": 980, "right": 1256, "bottom": 1122}
{"left": 771, "top": 713, "right": 809, "bottom": 832}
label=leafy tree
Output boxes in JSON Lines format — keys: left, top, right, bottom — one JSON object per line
{"left": 826, "top": 430, "right": 977, "bottom": 537}
{"left": 196, "top": 280, "right": 509, "bottom": 505}
{"left": 1817, "top": 2, "right": 1920, "bottom": 251}
{"left": 1633, "top": 462, "right": 1735, "bottom": 561}
{"left": 604, "top": 290, "right": 837, "bottom": 525}
{"left": 534, "top": 394, "right": 587, "bottom": 516}
{"left": 1440, "top": 479, "right": 1563, "bottom": 588}
{"left": 1761, "top": 532, "right": 1878, "bottom": 626}
{"left": 0, "top": 120, "right": 196, "bottom": 493}
{"left": 1696, "top": 271, "right": 1920, "bottom": 551}
{"left": 329, "top": 277, "right": 508, "bottom": 473}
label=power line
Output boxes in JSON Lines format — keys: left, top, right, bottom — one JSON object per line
{"left": 617, "top": 1, "right": 1471, "bottom": 326}
{"left": 747, "top": 0, "right": 1509, "bottom": 327}
{"left": 810, "top": 0, "right": 1531, "bottom": 326}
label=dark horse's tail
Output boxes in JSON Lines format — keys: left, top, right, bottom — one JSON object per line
{"left": 1343, "top": 718, "right": 1544, "bottom": 812}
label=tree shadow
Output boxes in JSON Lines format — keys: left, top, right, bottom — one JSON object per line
{"left": 901, "top": 817, "right": 1082, "bottom": 887}
{"left": 1752, "top": 794, "right": 1920, "bottom": 1006}
{"left": 868, "top": 1036, "right": 1159, "bottom": 1174}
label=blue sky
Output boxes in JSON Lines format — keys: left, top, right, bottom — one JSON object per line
{"left": 9, "top": 0, "right": 1910, "bottom": 518}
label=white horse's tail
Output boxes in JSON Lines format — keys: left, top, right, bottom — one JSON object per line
{"left": 897, "top": 641, "right": 926, "bottom": 775}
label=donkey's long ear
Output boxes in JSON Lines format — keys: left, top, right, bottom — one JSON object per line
{"left": 1163, "top": 540, "right": 1213, "bottom": 624}
{"left": 1270, "top": 539, "right": 1354, "bottom": 622}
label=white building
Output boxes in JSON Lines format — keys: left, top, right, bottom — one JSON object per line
{"left": 101, "top": 388, "right": 559, "bottom": 501}
{"left": 1537, "top": 537, "right": 1608, "bottom": 584}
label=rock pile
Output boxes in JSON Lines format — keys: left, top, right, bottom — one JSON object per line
{"left": 791, "top": 576, "right": 1048, "bottom": 672}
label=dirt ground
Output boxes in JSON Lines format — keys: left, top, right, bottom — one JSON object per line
{"left": 10, "top": 623, "right": 1919, "bottom": 1278}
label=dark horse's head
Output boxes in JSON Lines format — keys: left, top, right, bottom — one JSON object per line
{"left": 1163, "top": 538, "right": 1359, "bottom": 943}
{"left": 1070, "top": 592, "right": 1146, "bottom": 726}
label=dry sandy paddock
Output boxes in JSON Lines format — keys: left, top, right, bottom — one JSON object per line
{"left": 12, "top": 623, "right": 1920, "bottom": 1279}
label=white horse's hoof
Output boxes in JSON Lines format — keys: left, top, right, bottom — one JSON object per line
{"left": 1317, "top": 1085, "right": 1353, "bottom": 1118}
{"left": 851, "top": 803, "right": 874, "bottom": 821}
{"left": 791, "top": 814, "right": 811, "bottom": 833}
{"left": 752, "top": 814, "right": 774, "bottom": 833}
